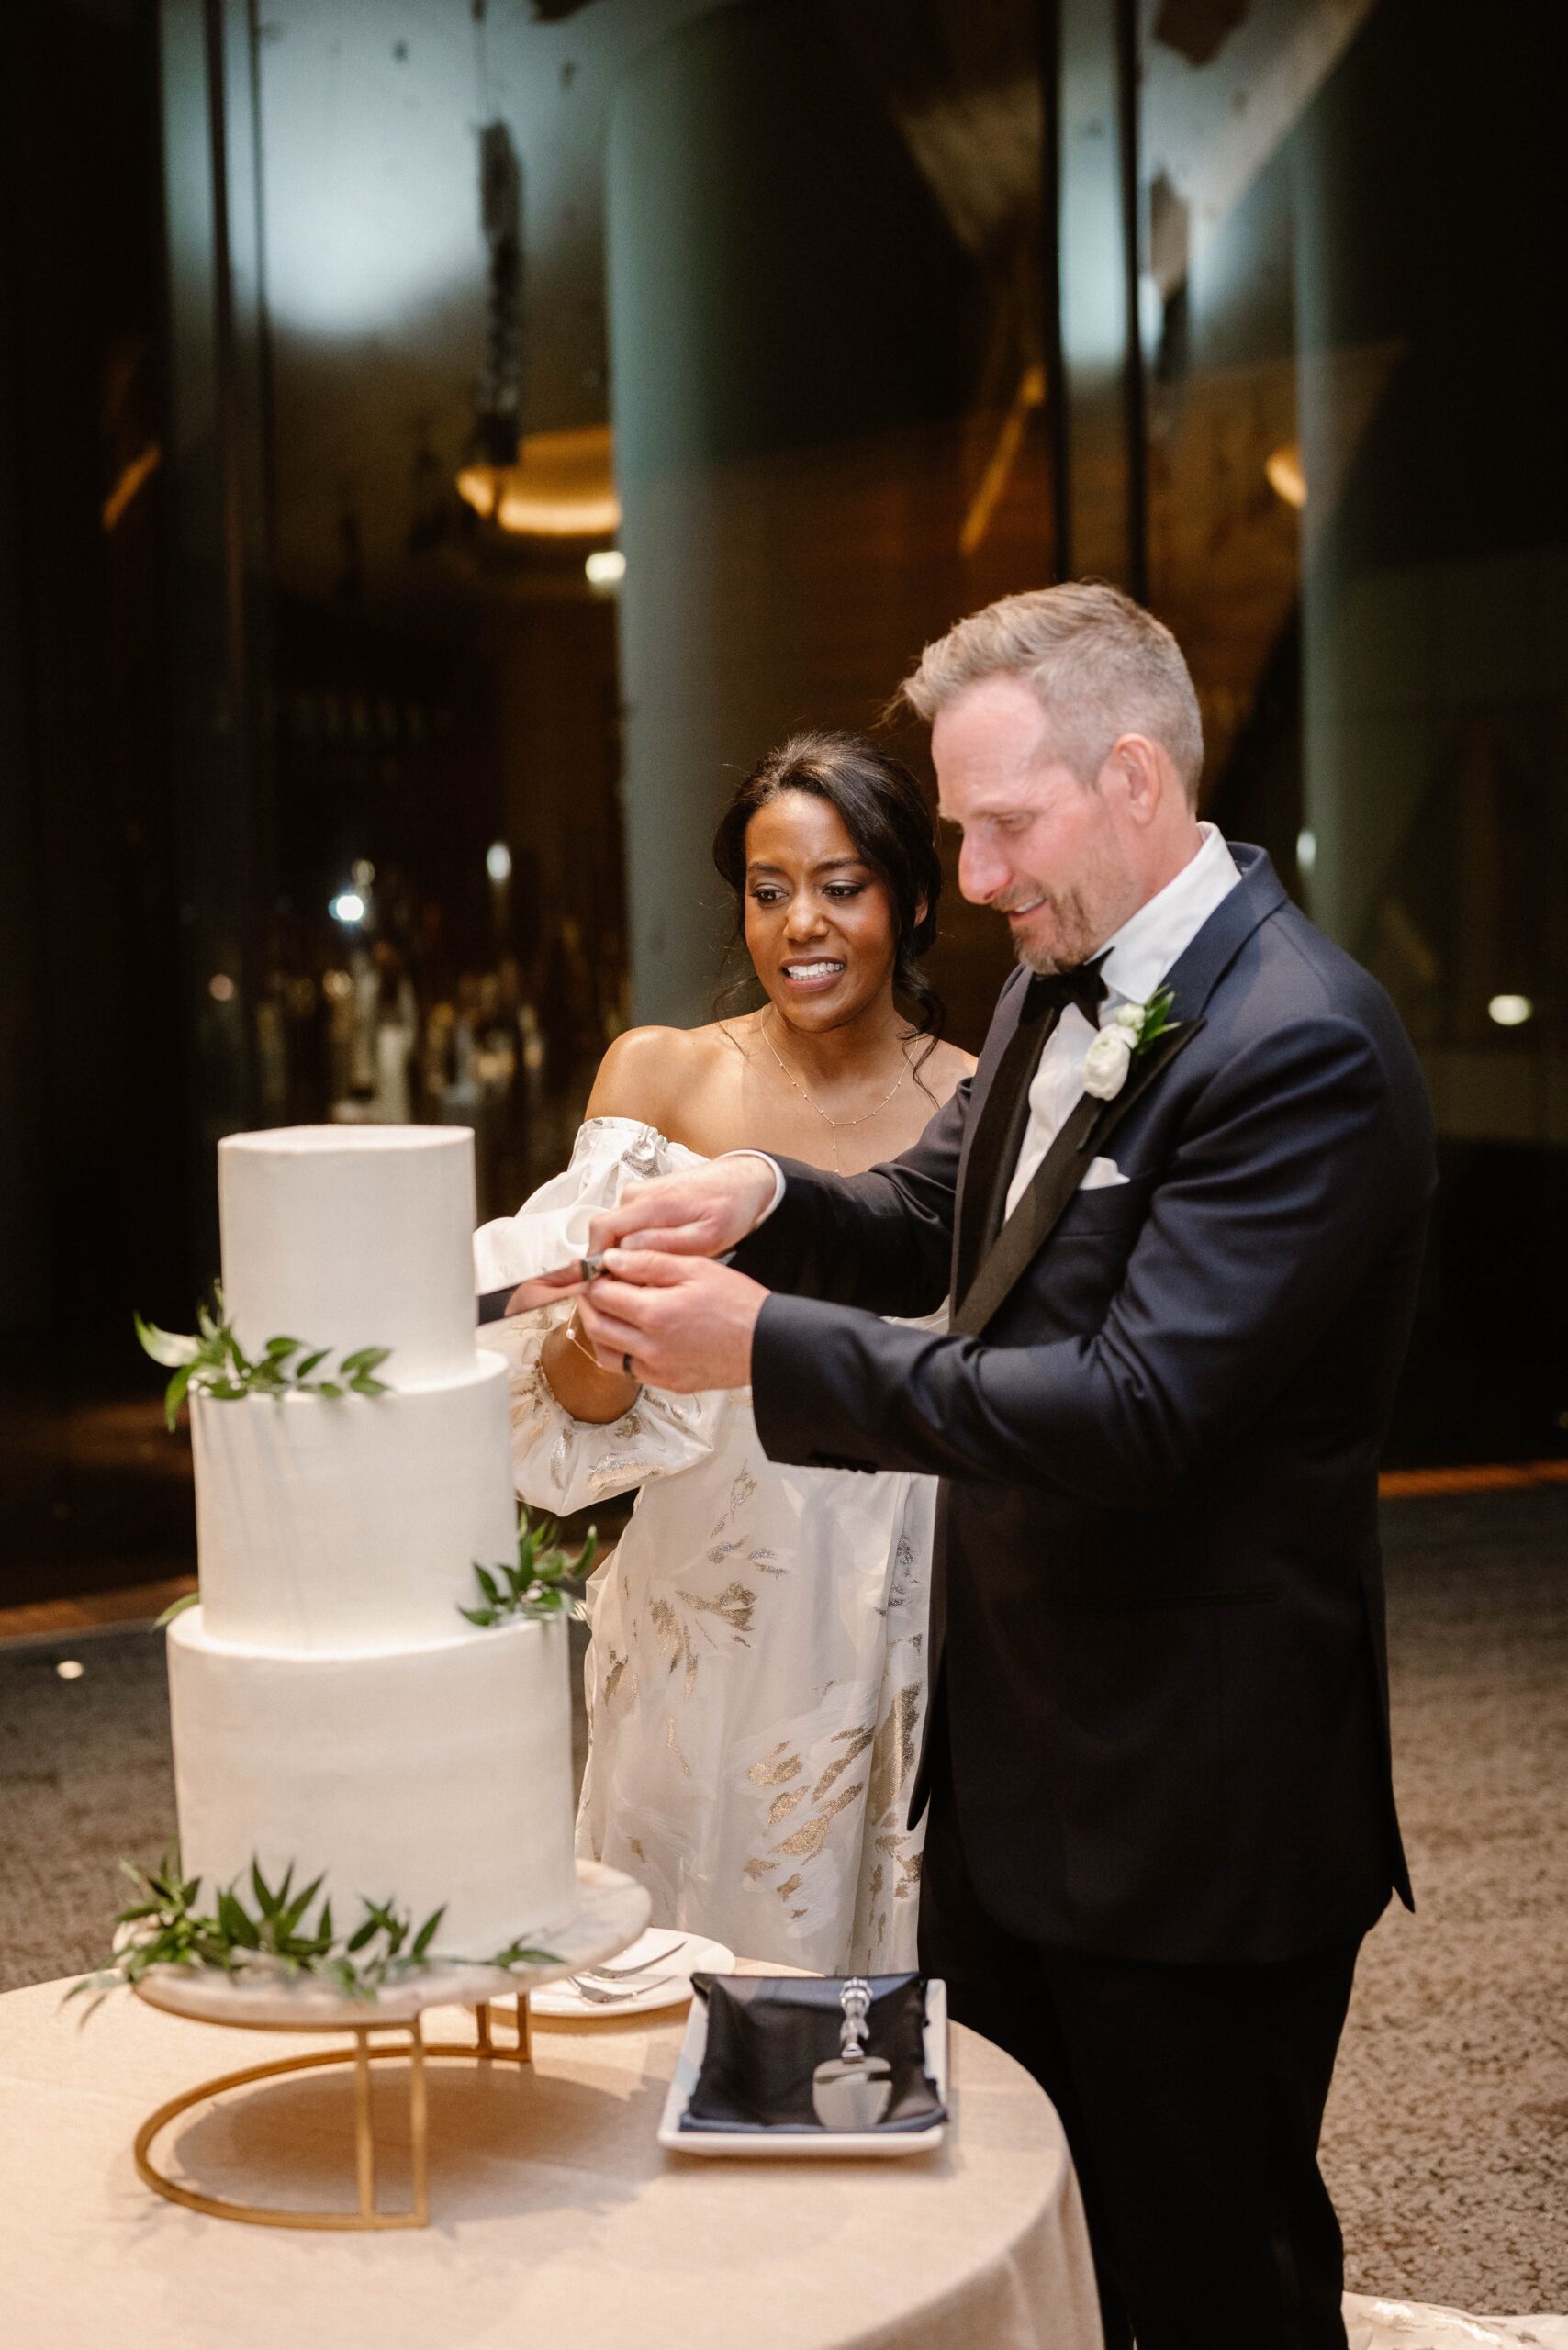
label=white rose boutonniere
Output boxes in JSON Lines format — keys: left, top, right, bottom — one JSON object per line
{"left": 1082, "top": 986, "right": 1178, "bottom": 1102}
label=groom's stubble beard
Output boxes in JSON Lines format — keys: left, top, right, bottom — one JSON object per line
{"left": 1003, "top": 840, "right": 1137, "bottom": 974}
{"left": 1009, "top": 886, "right": 1099, "bottom": 974}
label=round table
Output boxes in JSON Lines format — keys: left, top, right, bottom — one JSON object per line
{"left": 0, "top": 1972, "right": 1103, "bottom": 2350}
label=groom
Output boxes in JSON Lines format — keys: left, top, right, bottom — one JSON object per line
{"left": 569, "top": 585, "right": 1435, "bottom": 2348}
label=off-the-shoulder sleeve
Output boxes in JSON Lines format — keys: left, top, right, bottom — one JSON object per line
{"left": 475, "top": 1120, "right": 733, "bottom": 1513}
{"left": 474, "top": 1116, "right": 671, "bottom": 1292}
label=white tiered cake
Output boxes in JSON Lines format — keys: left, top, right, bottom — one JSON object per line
{"left": 166, "top": 1125, "right": 578, "bottom": 1956}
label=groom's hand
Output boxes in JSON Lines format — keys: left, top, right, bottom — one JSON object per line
{"left": 576, "top": 1250, "right": 767, "bottom": 1392}
{"left": 586, "top": 1153, "right": 778, "bottom": 1260}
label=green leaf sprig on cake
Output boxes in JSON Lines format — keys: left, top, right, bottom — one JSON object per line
{"left": 68, "top": 1845, "right": 558, "bottom": 2018}
{"left": 135, "top": 1283, "right": 393, "bottom": 1430}
{"left": 461, "top": 1505, "right": 599, "bottom": 1629}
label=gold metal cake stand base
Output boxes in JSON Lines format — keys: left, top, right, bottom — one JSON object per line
{"left": 133, "top": 1998, "right": 532, "bottom": 2232}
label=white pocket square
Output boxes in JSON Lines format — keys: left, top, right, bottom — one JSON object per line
{"left": 1080, "top": 1156, "right": 1130, "bottom": 1191}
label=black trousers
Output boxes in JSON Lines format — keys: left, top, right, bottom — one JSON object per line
{"left": 918, "top": 1774, "right": 1359, "bottom": 2350}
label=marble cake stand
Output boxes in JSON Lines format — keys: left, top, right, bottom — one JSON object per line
{"left": 128, "top": 1859, "right": 650, "bottom": 2231}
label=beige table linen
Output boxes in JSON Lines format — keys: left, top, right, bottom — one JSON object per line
{"left": 0, "top": 1975, "right": 1103, "bottom": 2350}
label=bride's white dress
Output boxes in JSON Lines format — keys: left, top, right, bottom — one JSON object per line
{"left": 474, "top": 1116, "right": 935, "bottom": 1973}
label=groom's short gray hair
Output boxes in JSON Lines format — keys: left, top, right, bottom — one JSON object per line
{"left": 901, "top": 581, "right": 1204, "bottom": 804}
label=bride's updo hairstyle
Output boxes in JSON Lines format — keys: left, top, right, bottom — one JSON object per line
{"left": 711, "top": 730, "right": 946, "bottom": 1070}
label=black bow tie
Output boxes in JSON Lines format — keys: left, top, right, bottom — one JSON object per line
{"left": 1023, "top": 954, "right": 1109, "bottom": 1030}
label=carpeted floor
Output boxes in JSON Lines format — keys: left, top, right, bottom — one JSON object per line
{"left": 2, "top": 1494, "right": 1564, "bottom": 2311}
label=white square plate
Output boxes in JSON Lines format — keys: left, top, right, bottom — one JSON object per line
{"left": 656, "top": 1978, "right": 948, "bottom": 2158}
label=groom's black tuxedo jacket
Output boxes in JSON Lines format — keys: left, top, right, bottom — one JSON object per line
{"left": 734, "top": 846, "right": 1436, "bottom": 1965}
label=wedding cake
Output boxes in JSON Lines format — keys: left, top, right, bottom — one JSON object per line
{"left": 165, "top": 1125, "right": 578, "bottom": 1957}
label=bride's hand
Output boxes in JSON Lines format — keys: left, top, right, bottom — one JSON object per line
{"left": 587, "top": 1154, "right": 778, "bottom": 1260}
{"left": 500, "top": 1262, "right": 588, "bottom": 1315}
{"left": 577, "top": 1250, "right": 767, "bottom": 1392}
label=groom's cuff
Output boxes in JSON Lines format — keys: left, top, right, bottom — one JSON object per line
{"left": 719, "top": 1149, "right": 786, "bottom": 1227}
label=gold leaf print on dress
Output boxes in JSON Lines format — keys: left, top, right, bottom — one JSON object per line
{"left": 767, "top": 1785, "right": 807, "bottom": 1829}
{"left": 775, "top": 1779, "right": 864, "bottom": 1861}
{"left": 812, "top": 1724, "right": 874, "bottom": 1801}
{"left": 867, "top": 1683, "right": 922, "bottom": 1819}
{"left": 776, "top": 1873, "right": 803, "bottom": 1901}
{"left": 629, "top": 1838, "right": 647, "bottom": 1863}
{"left": 743, "top": 1858, "right": 777, "bottom": 1882}
{"left": 648, "top": 1597, "right": 682, "bottom": 1672}
{"left": 601, "top": 1648, "right": 627, "bottom": 1704}
{"left": 747, "top": 1744, "right": 802, "bottom": 1789}
{"left": 666, "top": 1717, "right": 691, "bottom": 1776}
{"left": 710, "top": 1466, "right": 757, "bottom": 1537}
{"left": 868, "top": 1863, "right": 885, "bottom": 1899}
{"left": 895, "top": 1852, "right": 922, "bottom": 1897}
{"left": 677, "top": 1581, "right": 756, "bottom": 1637}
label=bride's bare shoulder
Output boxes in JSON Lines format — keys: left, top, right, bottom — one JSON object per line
{"left": 915, "top": 1036, "right": 979, "bottom": 1104}
{"left": 584, "top": 1025, "right": 693, "bottom": 1127}
{"left": 584, "top": 1022, "right": 744, "bottom": 1128}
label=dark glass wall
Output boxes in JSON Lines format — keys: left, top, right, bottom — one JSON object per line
{"left": 2, "top": 0, "right": 1563, "bottom": 1613}
{"left": 1072, "top": 0, "right": 1568, "bottom": 1460}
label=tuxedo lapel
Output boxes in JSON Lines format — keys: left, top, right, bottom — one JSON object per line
{"left": 952, "top": 979, "right": 1059, "bottom": 1305}
{"left": 953, "top": 1019, "right": 1204, "bottom": 1337}
{"left": 949, "top": 844, "right": 1285, "bottom": 1337}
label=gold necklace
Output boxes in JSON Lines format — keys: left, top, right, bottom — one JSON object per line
{"left": 760, "top": 1011, "right": 909, "bottom": 1171}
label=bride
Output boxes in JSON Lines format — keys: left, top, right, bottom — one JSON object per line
{"left": 475, "top": 730, "right": 973, "bottom": 1970}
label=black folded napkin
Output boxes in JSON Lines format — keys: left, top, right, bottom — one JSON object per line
{"left": 679, "top": 1972, "right": 946, "bottom": 2135}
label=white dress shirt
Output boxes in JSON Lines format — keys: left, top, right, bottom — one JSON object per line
{"left": 1002, "top": 823, "right": 1241, "bottom": 1218}
{"left": 734, "top": 823, "right": 1241, "bottom": 1234}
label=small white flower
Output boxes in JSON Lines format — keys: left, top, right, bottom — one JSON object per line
{"left": 1113, "top": 1002, "right": 1144, "bottom": 1032}
{"left": 1082, "top": 1026, "right": 1135, "bottom": 1100}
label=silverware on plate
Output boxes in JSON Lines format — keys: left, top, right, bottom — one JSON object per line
{"left": 568, "top": 1972, "right": 678, "bottom": 2006}
{"left": 577, "top": 1937, "right": 689, "bottom": 1981}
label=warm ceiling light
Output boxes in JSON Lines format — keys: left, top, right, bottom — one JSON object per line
{"left": 457, "top": 425, "right": 620, "bottom": 538}
{"left": 1488, "top": 993, "right": 1533, "bottom": 1027}
{"left": 102, "top": 441, "right": 162, "bottom": 532}
{"left": 56, "top": 1659, "right": 85, "bottom": 1681}
{"left": 1265, "top": 443, "right": 1307, "bottom": 509}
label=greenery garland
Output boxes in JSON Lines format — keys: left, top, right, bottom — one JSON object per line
{"left": 461, "top": 1506, "right": 598, "bottom": 1628}
{"left": 135, "top": 1285, "right": 391, "bottom": 1431}
{"left": 68, "top": 1847, "right": 558, "bottom": 2017}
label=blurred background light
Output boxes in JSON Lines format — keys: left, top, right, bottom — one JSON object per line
{"left": 585, "top": 548, "right": 626, "bottom": 588}
{"left": 330, "top": 890, "right": 366, "bottom": 926}
{"left": 1487, "top": 994, "right": 1533, "bottom": 1028}
{"left": 1266, "top": 443, "right": 1308, "bottom": 509}
{"left": 486, "top": 840, "right": 513, "bottom": 884}
{"left": 55, "top": 1660, "right": 85, "bottom": 1682}
{"left": 207, "top": 974, "right": 236, "bottom": 1002}
{"left": 1296, "top": 828, "right": 1317, "bottom": 875}
{"left": 456, "top": 426, "right": 621, "bottom": 538}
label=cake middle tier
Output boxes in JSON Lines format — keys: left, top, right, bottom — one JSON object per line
{"left": 192, "top": 1353, "right": 520, "bottom": 1652}
{"left": 167, "top": 1608, "right": 578, "bottom": 1958}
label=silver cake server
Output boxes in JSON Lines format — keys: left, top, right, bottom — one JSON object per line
{"left": 812, "top": 1976, "right": 893, "bottom": 2131}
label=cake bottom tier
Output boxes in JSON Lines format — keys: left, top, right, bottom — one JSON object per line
{"left": 166, "top": 1607, "right": 577, "bottom": 1958}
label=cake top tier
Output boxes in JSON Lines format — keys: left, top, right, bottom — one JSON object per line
{"left": 218, "top": 1126, "right": 479, "bottom": 1388}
